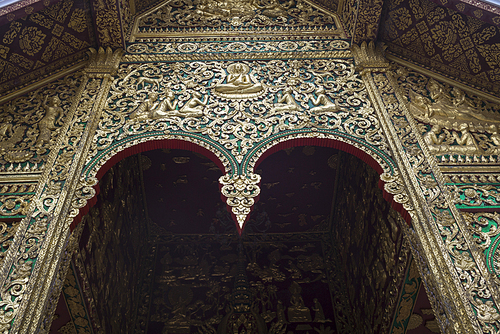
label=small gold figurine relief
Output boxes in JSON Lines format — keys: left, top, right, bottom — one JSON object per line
{"left": 309, "top": 87, "right": 339, "bottom": 113}
{"left": 271, "top": 87, "right": 301, "bottom": 113}
{"left": 408, "top": 79, "right": 500, "bottom": 155}
{"left": 288, "top": 281, "right": 312, "bottom": 322}
{"left": 130, "top": 89, "right": 207, "bottom": 119}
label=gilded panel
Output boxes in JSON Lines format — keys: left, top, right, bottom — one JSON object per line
{"left": 332, "top": 153, "right": 409, "bottom": 333}
{"left": 0, "top": 71, "right": 83, "bottom": 171}
{"left": 367, "top": 66, "right": 499, "bottom": 332}
{"left": 130, "top": 0, "right": 344, "bottom": 39}
{"left": 84, "top": 57, "right": 391, "bottom": 178}
{"left": 389, "top": 259, "right": 421, "bottom": 334}
{"left": 393, "top": 64, "right": 500, "bottom": 164}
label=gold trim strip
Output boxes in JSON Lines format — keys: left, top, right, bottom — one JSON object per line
{"left": 0, "top": 61, "right": 87, "bottom": 105}
{"left": 387, "top": 54, "right": 500, "bottom": 104}
{"left": 123, "top": 50, "right": 352, "bottom": 62}
{"left": 440, "top": 165, "right": 500, "bottom": 173}
{"left": 133, "top": 30, "right": 344, "bottom": 39}
{"left": 0, "top": 174, "right": 40, "bottom": 183}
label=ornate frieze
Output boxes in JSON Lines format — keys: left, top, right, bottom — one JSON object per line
{"left": 130, "top": 0, "right": 345, "bottom": 40}
{"left": 394, "top": 65, "right": 500, "bottom": 164}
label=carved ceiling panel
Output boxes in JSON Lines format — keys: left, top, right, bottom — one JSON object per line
{"left": 0, "top": 0, "right": 94, "bottom": 93}
{"left": 379, "top": 0, "right": 500, "bottom": 94}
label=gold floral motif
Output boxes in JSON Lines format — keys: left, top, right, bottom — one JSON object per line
{"left": 18, "top": 27, "right": 47, "bottom": 56}
{"left": 219, "top": 173, "right": 261, "bottom": 230}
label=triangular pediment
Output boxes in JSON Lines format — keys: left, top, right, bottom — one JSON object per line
{"left": 130, "top": 0, "right": 345, "bottom": 40}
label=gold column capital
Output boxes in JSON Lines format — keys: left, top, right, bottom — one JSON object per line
{"left": 84, "top": 47, "right": 125, "bottom": 78}
{"left": 351, "top": 41, "right": 390, "bottom": 73}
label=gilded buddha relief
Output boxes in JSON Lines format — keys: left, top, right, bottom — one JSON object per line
{"left": 214, "top": 63, "right": 265, "bottom": 99}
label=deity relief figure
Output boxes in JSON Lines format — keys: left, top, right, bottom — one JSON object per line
{"left": 312, "top": 298, "right": 329, "bottom": 323}
{"left": 0, "top": 115, "right": 26, "bottom": 153}
{"left": 452, "top": 123, "right": 481, "bottom": 154}
{"left": 193, "top": 0, "right": 258, "bottom": 18}
{"left": 408, "top": 80, "right": 500, "bottom": 126}
{"left": 131, "top": 90, "right": 206, "bottom": 119}
{"left": 271, "top": 87, "right": 300, "bottom": 113}
{"left": 309, "top": 87, "right": 338, "bottom": 113}
{"left": 151, "top": 89, "right": 179, "bottom": 118}
{"left": 423, "top": 124, "right": 445, "bottom": 153}
{"left": 215, "top": 63, "right": 264, "bottom": 98}
{"left": 287, "top": 281, "right": 311, "bottom": 322}
{"left": 36, "top": 95, "right": 63, "bottom": 147}
{"left": 260, "top": 0, "right": 294, "bottom": 17}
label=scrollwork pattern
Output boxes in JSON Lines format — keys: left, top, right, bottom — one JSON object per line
{"left": 126, "top": 40, "right": 351, "bottom": 55}
{"left": 89, "top": 59, "right": 389, "bottom": 167}
{"left": 449, "top": 184, "right": 500, "bottom": 207}
{"left": 372, "top": 68, "right": 499, "bottom": 333}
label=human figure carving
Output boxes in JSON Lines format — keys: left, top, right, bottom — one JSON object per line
{"left": 272, "top": 87, "right": 300, "bottom": 113}
{"left": 130, "top": 92, "right": 159, "bottom": 120}
{"left": 453, "top": 123, "right": 477, "bottom": 147}
{"left": 151, "top": 90, "right": 178, "bottom": 118}
{"left": 423, "top": 124, "right": 445, "bottom": 146}
{"left": 215, "top": 63, "right": 263, "bottom": 96}
{"left": 309, "top": 87, "right": 338, "bottom": 113}
{"left": 489, "top": 125, "right": 500, "bottom": 146}
{"left": 36, "top": 95, "right": 63, "bottom": 147}
{"left": 178, "top": 91, "right": 208, "bottom": 116}
{"left": 312, "top": 298, "right": 328, "bottom": 323}
{"left": 451, "top": 123, "right": 482, "bottom": 154}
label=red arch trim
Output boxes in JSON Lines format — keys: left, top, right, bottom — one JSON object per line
{"left": 70, "top": 139, "right": 225, "bottom": 231}
{"left": 253, "top": 137, "right": 411, "bottom": 225}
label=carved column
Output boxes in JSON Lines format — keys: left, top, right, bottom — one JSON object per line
{"left": 0, "top": 47, "right": 123, "bottom": 333}
{"left": 352, "top": 41, "right": 498, "bottom": 333}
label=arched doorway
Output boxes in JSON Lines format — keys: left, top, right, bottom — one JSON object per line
{"left": 49, "top": 146, "right": 414, "bottom": 334}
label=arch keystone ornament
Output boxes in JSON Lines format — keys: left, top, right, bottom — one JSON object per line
{"left": 219, "top": 173, "right": 261, "bottom": 234}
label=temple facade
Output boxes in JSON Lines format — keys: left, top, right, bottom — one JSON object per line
{"left": 0, "top": 0, "right": 499, "bottom": 332}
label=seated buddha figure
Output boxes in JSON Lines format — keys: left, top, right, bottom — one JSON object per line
{"left": 215, "top": 63, "right": 264, "bottom": 96}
